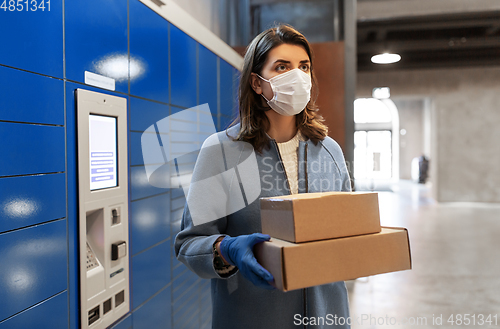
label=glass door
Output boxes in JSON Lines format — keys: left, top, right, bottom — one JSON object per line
{"left": 354, "top": 130, "right": 392, "bottom": 180}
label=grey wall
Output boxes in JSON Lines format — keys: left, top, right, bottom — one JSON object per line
{"left": 392, "top": 98, "right": 425, "bottom": 180}
{"left": 171, "top": 0, "right": 224, "bottom": 38}
{"left": 171, "top": 0, "right": 251, "bottom": 47}
{"left": 358, "top": 67, "right": 500, "bottom": 203}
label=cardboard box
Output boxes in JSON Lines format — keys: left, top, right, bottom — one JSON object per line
{"left": 260, "top": 191, "right": 381, "bottom": 243}
{"left": 254, "top": 227, "right": 412, "bottom": 292}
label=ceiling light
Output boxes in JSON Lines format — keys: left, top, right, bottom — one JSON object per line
{"left": 371, "top": 53, "right": 401, "bottom": 64}
{"left": 372, "top": 87, "right": 390, "bottom": 99}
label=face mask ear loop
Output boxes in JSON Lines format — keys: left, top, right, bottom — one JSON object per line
{"left": 256, "top": 74, "right": 270, "bottom": 83}
{"left": 255, "top": 73, "right": 272, "bottom": 103}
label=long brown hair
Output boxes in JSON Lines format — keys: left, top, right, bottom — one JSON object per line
{"left": 225, "top": 23, "right": 328, "bottom": 154}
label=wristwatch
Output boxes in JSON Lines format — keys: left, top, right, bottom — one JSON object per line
{"left": 213, "top": 237, "right": 232, "bottom": 270}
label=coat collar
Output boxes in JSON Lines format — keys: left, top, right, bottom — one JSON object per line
{"left": 225, "top": 121, "right": 311, "bottom": 153}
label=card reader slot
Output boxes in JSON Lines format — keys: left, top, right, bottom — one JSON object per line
{"left": 88, "top": 305, "right": 100, "bottom": 326}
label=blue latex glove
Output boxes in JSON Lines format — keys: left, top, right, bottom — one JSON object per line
{"left": 219, "top": 233, "right": 275, "bottom": 290}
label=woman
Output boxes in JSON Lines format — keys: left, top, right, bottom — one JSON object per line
{"left": 174, "top": 24, "right": 352, "bottom": 328}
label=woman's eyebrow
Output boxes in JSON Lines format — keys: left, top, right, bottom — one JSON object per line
{"left": 273, "top": 59, "right": 310, "bottom": 64}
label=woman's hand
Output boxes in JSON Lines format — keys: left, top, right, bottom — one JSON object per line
{"left": 219, "top": 233, "right": 276, "bottom": 290}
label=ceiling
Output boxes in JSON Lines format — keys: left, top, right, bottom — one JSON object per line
{"left": 358, "top": 10, "right": 500, "bottom": 71}
{"left": 357, "top": 0, "right": 500, "bottom": 21}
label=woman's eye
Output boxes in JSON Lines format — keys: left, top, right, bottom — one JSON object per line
{"left": 300, "top": 65, "right": 310, "bottom": 72}
{"left": 276, "top": 64, "right": 287, "bottom": 72}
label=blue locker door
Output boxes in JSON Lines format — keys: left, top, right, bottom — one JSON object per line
{"left": 0, "top": 0, "right": 63, "bottom": 78}
{"left": 65, "top": 0, "right": 128, "bottom": 93}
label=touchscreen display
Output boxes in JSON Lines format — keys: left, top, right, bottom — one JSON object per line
{"left": 89, "top": 114, "right": 118, "bottom": 191}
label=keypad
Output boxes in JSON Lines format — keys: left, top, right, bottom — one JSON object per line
{"left": 86, "top": 243, "right": 100, "bottom": 271}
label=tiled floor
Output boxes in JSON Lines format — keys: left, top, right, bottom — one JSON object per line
{"left": 346, "top": 180, "right": 500, "bottom": 329}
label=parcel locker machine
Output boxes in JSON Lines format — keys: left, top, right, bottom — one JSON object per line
{"left": 76, "top": 89, "right": 129, "bottom": 328}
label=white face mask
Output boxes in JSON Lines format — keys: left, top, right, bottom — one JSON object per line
{"left": 257, "top": 68, "right": 312, "bottom": 116}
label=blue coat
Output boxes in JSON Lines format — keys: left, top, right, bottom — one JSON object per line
{"left": 174, "top": 122, "right": 352, "bottom": 328}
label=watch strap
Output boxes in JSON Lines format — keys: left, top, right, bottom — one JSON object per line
{"left": 213, "top": 237, "right": 232, "bottom": 271}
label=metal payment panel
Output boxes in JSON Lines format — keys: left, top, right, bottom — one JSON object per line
{"left": 76, "top": 89, "right": 129, "bottom": 329}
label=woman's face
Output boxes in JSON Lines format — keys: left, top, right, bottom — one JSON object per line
{"left": 251, "top": 43, "right": 311, "bottom": 102}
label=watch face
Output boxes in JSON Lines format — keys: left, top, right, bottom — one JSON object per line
{"left": 214, "top": 256, "right": 225, "bottom": 269}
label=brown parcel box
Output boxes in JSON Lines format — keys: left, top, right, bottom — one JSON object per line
{"left": 254, "top": 227, "right": 411, "bottom": 292}
{"left": 260, "top": 191, "right": 381, "bottom": 243}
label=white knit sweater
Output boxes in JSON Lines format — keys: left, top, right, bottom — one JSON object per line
{"left": 268, "top": 129, "right": 307, "bottom": 195}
